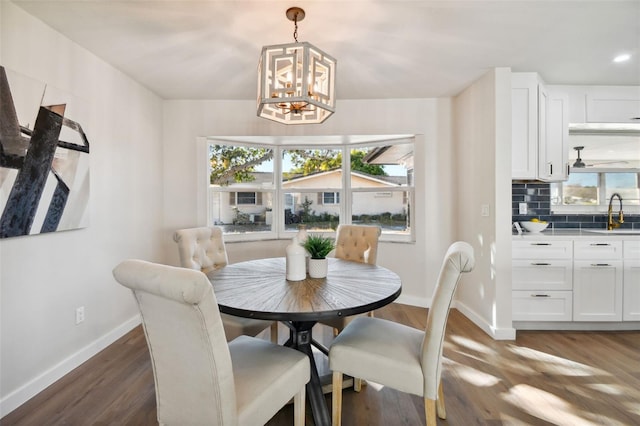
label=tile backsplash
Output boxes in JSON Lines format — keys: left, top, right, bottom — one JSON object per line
{"left": 512, "top": 181, "right": 639, "bottom": 230}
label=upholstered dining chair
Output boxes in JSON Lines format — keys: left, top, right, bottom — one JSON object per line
{"left": 329, "top": 241, "right": 475, "bottom": 426}
{"left": 173, "top": 226, "right": 278, "bottom": 343}
{"left": 113, "top": 259, "right": 310, "bottom": 426}
{"left": 320, "top": 224, "right": 381, "bottom": 335}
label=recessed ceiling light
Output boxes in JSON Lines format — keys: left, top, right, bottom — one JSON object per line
{"left": 613, "top": 53, "right": 631, "bottom": 63}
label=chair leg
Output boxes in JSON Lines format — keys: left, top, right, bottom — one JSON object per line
{"left": 436, "top": 381, "right": 446, "bottom": 419}
{"left": 270, "top": 322, "right": 278, "bottom": 344}
{"left": 354, "top": 378, "right": 362, "bottom": 392}
{"left": 332, "top": 371, "right": 343, "bottom": 426}
{"left": 425, "top": 398, "right": 437, "bottom": 426}
{"left": 294, "top": 386, "right": 305, "bottom": 426}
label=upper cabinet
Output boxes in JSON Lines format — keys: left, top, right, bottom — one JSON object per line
{"left": 512, "top": 72, "right": 568, "bottom": 181}
{"left": 550, "top": 85, "right": 640, "bottom": 124}
{"left": 541, "top": 88, "right": 569, "bottom": 181}
{"left": 586, "top": 86, "right": 640, "bottom": 123}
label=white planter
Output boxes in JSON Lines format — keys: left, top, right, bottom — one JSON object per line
{"left": 308, "top": 258, "right": 328, "bottom": 278}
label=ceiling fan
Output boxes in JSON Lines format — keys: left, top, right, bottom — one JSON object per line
{"left": 586, "top": 160, "right": 630, "bottom": 167}
{"left": 572, "top": 146, "right": 631, "bottom": 168}
{"left": 572, "top": 146, "right": 586, "bottom": 168}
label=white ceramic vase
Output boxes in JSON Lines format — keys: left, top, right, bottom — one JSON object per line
{"left": 286, "top": 237, "right": 307, "bottom": 281}
{"left": 308, "top": 258, "right": 328, "bottom": 278}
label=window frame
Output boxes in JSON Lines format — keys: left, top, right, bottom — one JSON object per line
{"left": 551, "top": 168, "right": 640, "bottom": 214}
{"left": 234, "top": 191, "right": 258, "bottom": 206}
{"left": 201, "top": 137, "right": 416, "bottom": 243}
{"left": 322, "top": 192, "right": 340, "bottom": 205}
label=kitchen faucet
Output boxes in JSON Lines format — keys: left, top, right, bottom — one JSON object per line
{"left": 607, "top": 193, "right": 624, "bottom": 230}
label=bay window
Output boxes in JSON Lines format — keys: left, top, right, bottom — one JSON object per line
{"left": 206, "top": 136, "right": 415, "bottom": 242}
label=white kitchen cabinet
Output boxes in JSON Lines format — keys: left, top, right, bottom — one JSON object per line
{"left": 539, "top": 90, "right": 569, "bottom": 181}
{"left": 585, "top": 86, "right": 640, "bottom": 123}
{"left": 573, "top": 241, "right": 623, "bottom": 322}
{"left": 512, "top": 240, "right": 573, "bottom": 321}
{"left": 512, "top": 73, "right": 539, "bottom": 179}
{"left": 512, "top": 73, "right": 568, "bottom": 181}
{"left": 623, "top": 241, "right": 640, "bottom": 321}
{"left": 550, "top": 85, "right": 640, "bottom": 124}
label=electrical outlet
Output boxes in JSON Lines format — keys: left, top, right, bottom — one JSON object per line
{"left": 519, "top": 202, "right": 528, "bottom": 214}
{"left": 75, "top": 306, "right": 85, "bottom": 325}
{"left": 481, "top": 204, "right": 490, "bottom": 217}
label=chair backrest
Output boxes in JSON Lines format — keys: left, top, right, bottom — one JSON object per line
{"left": 334, "top": 224, "right": 381, "bottom": 264}
{"left": 420, "top": 241, "right": 475, "bottom": 399}
{"left": 174, "top": 226, "right": 229, "bottom": 273}
{"left": 113, "top": 259, "right": 237, "bottom": 425}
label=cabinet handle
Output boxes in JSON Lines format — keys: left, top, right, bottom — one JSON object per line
{"left": 590, "top": 263, "right": 611, "bottom": 267}
{"left": 531, "top": 294, "right": 550, "bottom": 297}
{"left": 531, "top": 243, "right": 551, "bottom": 246}
{"left": 567, "top": 163, "right": 570, "bottom": 176}
{"left": 548, "top": 162, "right": 553, "bottom": 176}
{"left": 531, "top": 262, "right": 551, "bottom": 266}
{"left": 590, "top": 243, "right": 611, "bottom": 246}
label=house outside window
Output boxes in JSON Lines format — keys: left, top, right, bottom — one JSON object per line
{"left": 551, "top": 170, "right": 640, "bottom": 213}
{"left": 206, "top": 137, "right": 415, "bottom": 242}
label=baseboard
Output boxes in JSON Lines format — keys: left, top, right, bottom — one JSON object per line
{"left": 453, "top": 301, "right": 516, "bottom": 340}
{"left": 395, "top": 294, "right": 429, "bottom": 308}
{"left": 0, "top": 314, "right": 141, "bottom": 418}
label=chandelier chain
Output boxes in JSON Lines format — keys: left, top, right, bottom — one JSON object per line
{"left": 293, "top": 13, "right": 299, "bottom": 42}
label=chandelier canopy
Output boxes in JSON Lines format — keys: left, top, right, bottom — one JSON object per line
{"left": 257, "top": 7, "right": 337, "bottom": 125}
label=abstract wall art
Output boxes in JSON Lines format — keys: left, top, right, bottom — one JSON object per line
{"left": 0, "top": 66, "right": 90, "bottom": 239}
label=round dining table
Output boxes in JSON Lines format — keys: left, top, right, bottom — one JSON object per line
{"left": 208, "top": 257, "right": 402, "bottom": 426}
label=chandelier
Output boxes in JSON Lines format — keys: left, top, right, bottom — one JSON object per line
{"left": 257, "top": 7, "right": 337, "bottom": 125}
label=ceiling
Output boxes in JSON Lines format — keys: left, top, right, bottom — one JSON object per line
{"left": 10, "top": 0, "right": 640, "bottom": 101}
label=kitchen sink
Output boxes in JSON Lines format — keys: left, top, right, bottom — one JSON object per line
{"left": 585, "top": 229, "right": 640, "bottom": 235}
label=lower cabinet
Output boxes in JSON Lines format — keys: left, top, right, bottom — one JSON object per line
{"left": 512, "top": 240, "right": 573, "bottom": 321}
{"left": 513, "top": 290, "right": 572, "bottom": 321}
{"left": 573, "top": 241, "right": 623, "bottom": 322}
{"left": 624, "top": 241, "right": 640, "bottom": 321}
{"left": 513, "top": 238, "right": 639, "bottom": 327}
{"left": 573, "top": 260, "right": 623, "bottom": 321}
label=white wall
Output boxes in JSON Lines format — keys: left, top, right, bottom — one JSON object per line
{"left": 0, "top": 2, "right": 514, "bottom": 417}
{"left": 453, "top": 68, "right": 515, "bottom": 339}
{"left": 161, "top": 98, "right": 459, "bottom": 308}
{"left": 0, "top": 2, "right": 164, "bottom": 416}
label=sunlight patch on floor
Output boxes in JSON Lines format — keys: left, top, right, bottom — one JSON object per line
{"left": 363, "top": 381, "right": 385, "bottom": 392}
{"left": 507, "top": 345, "right": 609, "bottom": 377}
{"left": 584, "top": 383, "right": 626, "bottom": 396}
{"left": 446, "top": 359, "right": 501, "bottom": 387}
{"left": 449, "top": 334, "right": 497, "bottom": 356}
{"left": 624, "top": 400, "right": 640, "bottom": 416}
{"left": 502, "top": 384, "right": 603, "bottom": 426}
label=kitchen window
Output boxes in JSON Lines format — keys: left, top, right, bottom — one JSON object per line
{"left": 205, "top": 137, "right": 415, "bottom": 242}
{"left": 551, "top": 170, "right": 640, "bottom": 213}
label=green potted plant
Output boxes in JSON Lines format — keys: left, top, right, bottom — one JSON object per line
{"left": 303, "top": 234, "right": 335, "bottom": 278}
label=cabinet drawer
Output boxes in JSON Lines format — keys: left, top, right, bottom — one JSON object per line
{"left": 512, "top": 291, "right": 573, "bottom": 321}
{"left": 574, "top": 241, "right": 622, "bottom": 260}
{"left": 624, "top": 240, "right": 640, "bottom": 259}
{"left": 513, "top": 240, "right": 573, "bottom": 259}
{"left": 512, "top": 259, "right": 573, "bottom": 290}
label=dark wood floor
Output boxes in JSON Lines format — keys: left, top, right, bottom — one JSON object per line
{"left": 3, "top": 304, "right": 639, "bottom": 425}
